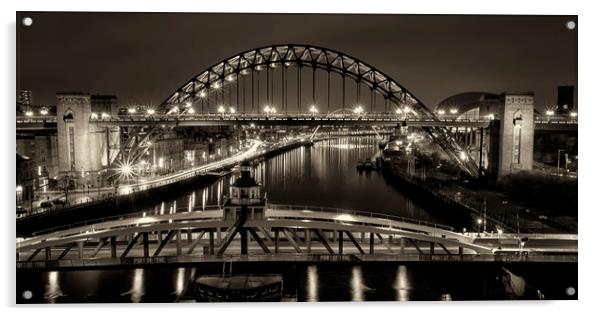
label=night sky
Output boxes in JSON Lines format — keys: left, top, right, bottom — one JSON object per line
{"left": 16, "top": 12, "right": 577, "bottom": 111}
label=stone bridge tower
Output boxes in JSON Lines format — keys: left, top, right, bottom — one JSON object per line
{"left": 56, "top": 93, "right": 104, "bottom": 184}
{"left": 497, "top": 92, "right": 534, "bottom": 177}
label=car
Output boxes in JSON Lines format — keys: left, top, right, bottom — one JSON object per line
{"left": 40, "top": 201, "right": 53, "bottom": 209}
{"left": 52, "top": 198, "right": 66, "bottom": 206}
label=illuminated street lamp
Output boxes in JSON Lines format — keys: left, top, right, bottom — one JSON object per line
{"left": 477, "top": 218, "right": 483, "bottom": 236}
{"left": 217, "top": 105, "right": 226, "bottom": 115}
{"left": 545, "top": 110, "right": 555, "bottom": 116}
{"left": 101, "top": 112, "right": 110, "bottom": 119}
{"left": 570, "top": 111, "right": 577, "bottom": 118}
{"left": 199, "top": 90, "right": 207, "bottom": 98}
{"left": 395, "top": 108, "right": 403, "bottom": 115}
{"left": 229, "top": 107, "right": 236, "bottom": 114}
{"left": 437, "top": 109, "right": 445, "bottom": 116}
{"left": 353, "top": 105, "right": 364, "bottom": 114}
{"left": 187, "top": 108, "right": 195, "bottom": 114}
{"left": 450, "top": 108, "right": 458, "bottom": 115}
{"left": 146, "top": 109, "right": 156, "bottom": 115}
{"left": 40, "top": 109, "right": 49, "bottom": 115}
{"left": 185, "top": 101, "right": 192, "bottom": 108}
{"left": 309, "top": 105, "right": 318, "bottom": 115}
{"left": 25, "top": 111, "right": 33, "bottom": 116}
{"left": 128, "top": 107, "right": 137, "bottom": 114}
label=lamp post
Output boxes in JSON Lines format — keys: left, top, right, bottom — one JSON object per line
{"left": 557, "top": 149, "right": 566, "bottom": 175}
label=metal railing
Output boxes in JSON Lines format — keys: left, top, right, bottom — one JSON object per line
{"left": 267, "top": 203, "right": 453, "bottom": 231}
{"left": 30, "top": 205, "right": 223, "bottom": 236}
{"left": 16, "top": 252, "right": 577, "bottom": 269}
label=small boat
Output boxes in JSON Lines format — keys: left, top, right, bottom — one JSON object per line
{"left": 187, "top": 275, "right": 283, "bottom": 302}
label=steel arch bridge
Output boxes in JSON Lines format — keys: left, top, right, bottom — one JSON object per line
{"left": 115, "top": 44, "right": 479, "bottom": 177}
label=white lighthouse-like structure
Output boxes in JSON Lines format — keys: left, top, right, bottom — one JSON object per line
{"left": 220, "top": 161, "right": 266, "bottom": 255}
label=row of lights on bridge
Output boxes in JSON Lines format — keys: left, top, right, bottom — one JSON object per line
{"left": 24, "top": 109, "right": 49, "bottom": 116}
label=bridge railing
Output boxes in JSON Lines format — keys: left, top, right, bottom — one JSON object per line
{"left": 29, "top": 205, "right": 223, "bottom": 237}
{"left": 266, "top": 203, "right": 453, "bottom": 231}
{"left": 87, "top": 113, "right": 496, "bottom": 123}
{"left": 16, "top": 252, "right": 577, "bottom": 268}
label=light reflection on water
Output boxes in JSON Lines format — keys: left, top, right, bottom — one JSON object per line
{"left": 145, "top": 136, "right": 432, "bottom": 222}
{"left": 19, "top": 263, "right": 575, "bottom": 303}
{"left": 174, "top": 268, "right": 186, "bottom": 296}
{"left": 350, "top": 266, "right": 365, "bottom": 301}
{"left": 120, "top": 268, "right": 144, "bottom": 303}
{"left": 395, "top": 265, "right": 411, "bottom": 301}
{"left": 44, "top": 271, "right": 62, "bottom": 303}
{"left": 306, "top": 265, "right": 319, "bottom": 302}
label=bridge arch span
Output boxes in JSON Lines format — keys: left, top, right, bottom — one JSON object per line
{"left": 117, "top": 44, "right": 480, "bottom": 177}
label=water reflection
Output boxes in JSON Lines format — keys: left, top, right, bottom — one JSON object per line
{"left": 395, "top": 265, "right": 411, "bottom": 301}
{"left": 350, "top": 266, "right": 365, "bottom": 301}
{"left": 306, "top": 265, "right": 319, "bottom": 302}
{"left": 144, "top": 136, "right": 434, "bottom": 225}
{"left": 44, "top": 271, "right": 63, "bottom": 303}
{"left": 174, "top": 268, "right": 186, "bottom": 296}
{"left": 120, "top": 268, "right": 144, "bottom": 303}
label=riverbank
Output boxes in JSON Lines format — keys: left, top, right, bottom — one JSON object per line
{"left": 381, "top": 158, "right": 576, "bottom": 234}
{"left": 16, "top": 139, "right": 313, "bottom": 237}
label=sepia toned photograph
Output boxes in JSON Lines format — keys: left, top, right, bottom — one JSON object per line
{"left": 15, "top": 12, "right": 577, "bottom": 303}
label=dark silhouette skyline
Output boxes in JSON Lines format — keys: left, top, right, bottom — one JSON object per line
{"left": 17, "top": 12, "right": 577, "bottom": 111}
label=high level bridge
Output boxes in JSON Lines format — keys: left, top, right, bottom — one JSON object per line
{"left": 17, "top": 44, "right": 577, "bottom": 181}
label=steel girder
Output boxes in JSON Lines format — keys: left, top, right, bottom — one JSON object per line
{"left": 115, "top": 44, "right": 479, "bottom": 177}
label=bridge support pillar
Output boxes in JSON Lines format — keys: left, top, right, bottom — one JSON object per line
{"left": 142, "top": 233, "right": 149, "bottom": 257}
{"left": 78, "top": 241, "right": 84, "bottom": 259}
{"left": 110, "top": 236, "right": 117, "bottom": 258}
{"left": 399, "top": 237, "right": 405, "bottom": 256}
{"left": 274, "top": 229, "right": 280, "bottom": 254}
{"left": 369, "top": 233, "right": 374, "bottom": 255}
{"left": 306, "top": 229, "right": 312, "bottom": 252}
{"left": 338, "top": 231, "right": 344, "bottom": 254}
{"left": 240, "top": 228, "right": 248, "bottom": 255}
{"left": 45, "top": 247, "right": 52, "bottom": 261}
{"left": 209, "top": 229, "right": 215, "bottom": 255}
{"left": 176, "top": 230, "right": 182, "bottom": 256}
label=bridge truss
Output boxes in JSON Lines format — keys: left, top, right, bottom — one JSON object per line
{"left": 114, "top": 44, "right": 480, "bottom": 177}
{"left": 17, "top": 204, "right": 495, "bottom": 266}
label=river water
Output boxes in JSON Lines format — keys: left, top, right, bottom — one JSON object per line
{"left": 16, "top": 136, "right": 577, "bottom": 303}
{"left": 144, "top": 136, "right": 434, "bottom": 222}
